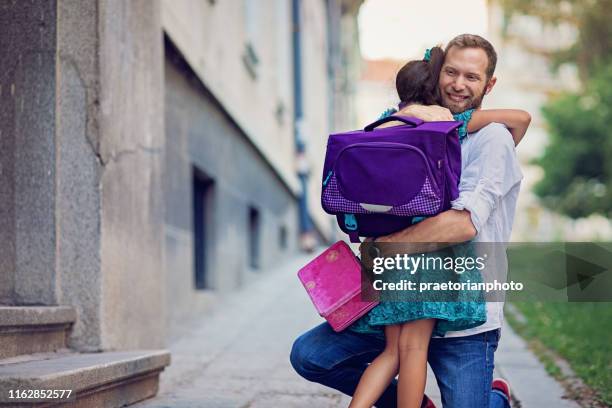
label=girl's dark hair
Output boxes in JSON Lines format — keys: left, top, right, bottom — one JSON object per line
{"left": 395, "top": 46, "right": 444, "bottom": 107}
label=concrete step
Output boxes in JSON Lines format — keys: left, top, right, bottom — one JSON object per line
{"left": 0, "top": 350, "right": 171, "bottom": 407}
{"left": 0, "top": 307, "right": 77, "bottom": 360}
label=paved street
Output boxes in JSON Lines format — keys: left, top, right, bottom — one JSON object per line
{"left": 134, "top": 250, "right": 578, "bottom": 408}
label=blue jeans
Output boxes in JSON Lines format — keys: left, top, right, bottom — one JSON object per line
{"left": 290, "top": 323, "right": 511, "bottom": 408}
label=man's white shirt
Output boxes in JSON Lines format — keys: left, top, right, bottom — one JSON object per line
{"left": 433, "top": 122, "right": 523, "bottom": 338}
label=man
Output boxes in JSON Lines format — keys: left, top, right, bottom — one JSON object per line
{"left": 290, "top": 34, "right": 522, "bottom": 408}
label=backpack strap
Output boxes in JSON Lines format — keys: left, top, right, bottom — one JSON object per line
{"left": 348, "top": 230, "right": 360, "bottom": 243}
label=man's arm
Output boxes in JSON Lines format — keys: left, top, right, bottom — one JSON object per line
{"left": 375, "top": 209, "right": 475, "bottom": 251}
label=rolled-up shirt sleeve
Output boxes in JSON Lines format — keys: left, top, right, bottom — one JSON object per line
{"left": 451, "top": 123, "right": 523, "bottom": 234}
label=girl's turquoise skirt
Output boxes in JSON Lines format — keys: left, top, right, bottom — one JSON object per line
{"left": 348, "top": 242, "right": 486, "bottom": 337}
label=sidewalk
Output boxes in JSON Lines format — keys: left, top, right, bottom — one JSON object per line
{"left": 134, "top": 251, "right": 579, "bottom": 408}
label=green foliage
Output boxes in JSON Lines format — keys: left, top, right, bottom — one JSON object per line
{"left": 533, "top": 63, "right": 612, "bottom": 218}
{"left": 501, "top": 0, "right": 612, "bottom": 218}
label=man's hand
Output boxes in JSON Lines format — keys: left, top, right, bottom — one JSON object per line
{"left": 398, "top": 104, "right": 454, "bottom": 121}
{"left": 358, "top": 237, "right": 378, "bottom": 270}
{"left": 358, "top": 237, "right": 374, "bottom": 253}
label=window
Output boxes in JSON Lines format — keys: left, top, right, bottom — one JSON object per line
{"left": 248, "top": 206, "right": 261, "bottom": 270}
{"left": 193, "top": 167, "right": 214, "bottom": 289}
{"left": 279, "top": 225, "right": 288, "bottom": 250}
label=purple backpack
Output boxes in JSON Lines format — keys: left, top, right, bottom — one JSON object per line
{"left": 321, "top": 115, "right": 462, "bottom": 242}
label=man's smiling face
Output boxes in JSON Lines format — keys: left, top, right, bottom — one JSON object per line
{"left": 438, "top": 46, "right": 496, "bottom": 113}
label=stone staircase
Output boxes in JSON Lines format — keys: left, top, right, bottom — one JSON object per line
{"left": 0, "top": 306, "right": 170, "bottom": 407}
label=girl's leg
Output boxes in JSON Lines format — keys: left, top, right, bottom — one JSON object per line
{"left": 348, "top": 324, "right": 401, "bottom": 408}
{"left": 397, "top": 319, "right": 436, "bottom": 408}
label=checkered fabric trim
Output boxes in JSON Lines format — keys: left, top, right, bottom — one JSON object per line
{"left": 322, "top": 173, "right": 441, "bottom": 216}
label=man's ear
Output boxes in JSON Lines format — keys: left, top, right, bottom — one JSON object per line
{"left": 484, "top": 76, "right": 497, "bottom": 95}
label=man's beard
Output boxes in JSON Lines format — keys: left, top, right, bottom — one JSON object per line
{"left": 442, "top": 87, "right": 487, "bottom": 114}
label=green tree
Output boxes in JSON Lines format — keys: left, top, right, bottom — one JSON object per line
{"left": 500, "top": 0, "right": 612, "bottom": 218}
{"left": 533, "top": 64, "right": 612, "bottom": 218}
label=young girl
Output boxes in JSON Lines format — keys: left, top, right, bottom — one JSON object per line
{"left": 346, "top": 46, "right": 531, "bottom": 408}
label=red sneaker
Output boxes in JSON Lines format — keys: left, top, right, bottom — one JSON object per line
{"left": 492, "top": 378, "right": 511, "bottom": 401}
{"left": 421, "top": 395, "right": 437, "bottom": 408}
